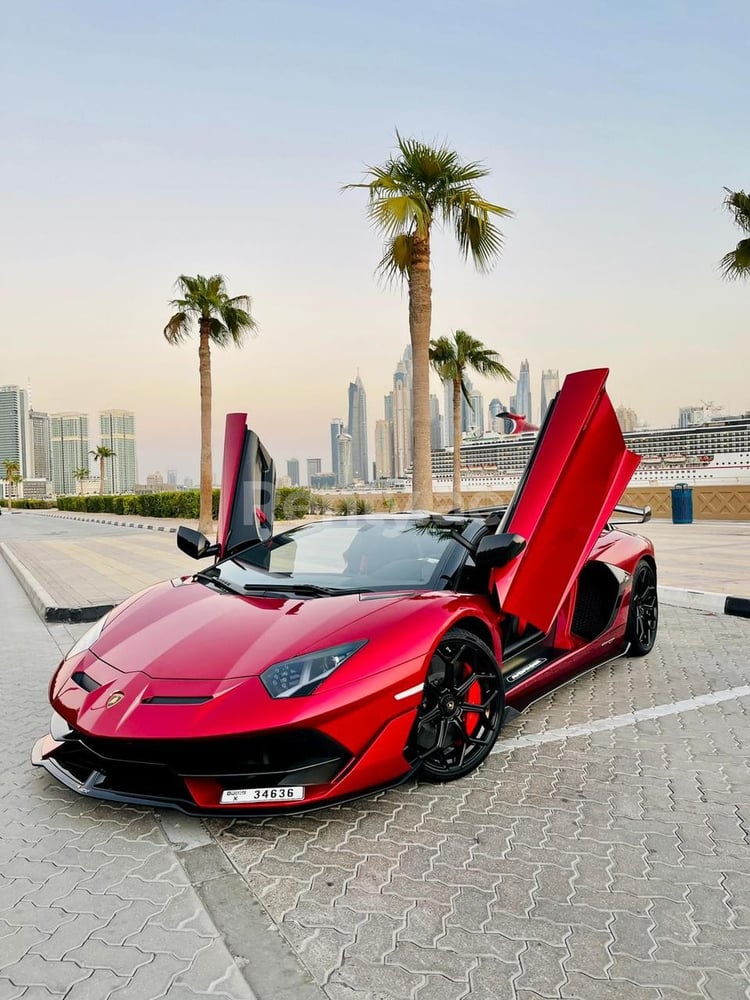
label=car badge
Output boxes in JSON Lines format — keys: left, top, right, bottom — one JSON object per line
{"left": 106, "top": 692, "right": 125, "bottom": 708}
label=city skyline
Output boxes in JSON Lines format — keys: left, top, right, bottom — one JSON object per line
{"left": 4, "top": 354, "right": 749, "bottom": 489}
{"left": 3, "top": 2, "right": 748, "bottom": 481}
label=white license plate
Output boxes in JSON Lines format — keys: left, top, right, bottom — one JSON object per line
{"left": 220, "top": 786, "right": 305, "bottom": 804}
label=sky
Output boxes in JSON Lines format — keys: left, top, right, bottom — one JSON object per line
{"left": 2, "top": 0, "right": 748, "bottom": 483}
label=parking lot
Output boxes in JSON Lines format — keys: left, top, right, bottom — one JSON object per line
{"left": 1, "top": 514, "right": 749, "bottom": 999}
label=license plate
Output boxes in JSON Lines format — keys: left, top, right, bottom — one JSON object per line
{"left": 220, "top": 786, "right": 305, "bottom": 804}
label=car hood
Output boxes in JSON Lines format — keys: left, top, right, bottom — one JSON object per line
{"left": 91, "top": 578, "right": 415, "bottom": 681}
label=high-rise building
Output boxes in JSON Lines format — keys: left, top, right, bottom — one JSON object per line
{"left": 286, "top": 458, "right": 300, "bottom": 486}
{"left": 469, "top": 390, "right": 485, "bottom": 436}
{"left": 29, "top": 409, "right": 53, "bottom": 480}
{"left": 100, "top": 410, "right": 137, "bottom": 493}
{"left": 514, "top": 360, "right": 532, "bottom": 421}
{"left": 392, "top": 365, "right": 411, "bottom": 478}
{"left": 347, "top": 374, "right": 369, "bottom": 483}
{"left": 167, "top": 468, "right": 177, "bottom": 487}
{"left": 50, "top": 412, "right": 90, "bottom": 495}
{"left": 429, "top": 394, "right": 442, "bottom": 450}
{"left": 678, "top": 405, "right": 706, "bottom": 428}
{"left": 374, "top": 419, "right": 394, "bottom": 480}
{"left": 336, "top": 434, "right": 353, "bottom": 487}
{"left": 306, "top": 458, "right": 322, "bottom": 485}
{"left": 330, "top": 418, "right": 344, "bottom": 481}
{"left": 488, "top": 398, "right": 507, "bottom": 433}
{"left": 540, "top": 369, "right": 560, "bottom": 423}
{"left": 0, "top": 385, "right": 32, "bottom": 476}
{"left": 617, "top": 405, "right": 639, "bottom": 433}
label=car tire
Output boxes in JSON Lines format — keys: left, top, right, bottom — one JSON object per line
{"left": 626, "top": 560, "right": 659, "bottom": 656}
{"left": 414, "top": 627, "right": 505, "bottom": 782}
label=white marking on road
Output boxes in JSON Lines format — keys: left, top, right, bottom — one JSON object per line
{"left": 496, "top": 684, "right": 750, "bottom": 753}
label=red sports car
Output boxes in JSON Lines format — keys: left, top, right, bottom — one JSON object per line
{"left": 33, "top": 369, "right": 658, "bottom": 814}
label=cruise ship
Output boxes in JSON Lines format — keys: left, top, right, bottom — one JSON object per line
{"left": 401, "top": 414, "right": 750, "bottom": 493}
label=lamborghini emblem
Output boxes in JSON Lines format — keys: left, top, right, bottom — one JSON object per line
{"left": 106, "top": 692, "right": 125, "bottom": 708}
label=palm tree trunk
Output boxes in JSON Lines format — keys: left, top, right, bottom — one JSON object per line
{"left": 452, "top": 377, "right": 462, "bottom": 510}
{"left": 198, "top": 320, "right": 214, "bottom": 536}
{"left": 408, "top": 232, "right": 433, "bottom": 510}
{"left": 99, "top": 458, "right": 105, "bottom": 495}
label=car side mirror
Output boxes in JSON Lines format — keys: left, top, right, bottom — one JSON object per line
{"left": 474, "top": 532, "right": 526, "bottom": 569}
{"left": 177, "top": 526, "right": 221, "bottom": 560}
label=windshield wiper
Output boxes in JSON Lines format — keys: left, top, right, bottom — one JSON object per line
{"left": 194, "top": 570, "right": 243, "bottom": 595}
{"left": 242, "top": 582, "right": 341, "bottom": 597}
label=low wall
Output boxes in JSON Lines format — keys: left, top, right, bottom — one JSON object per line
{"left": 320, "top": 485, "right": 750, "bottom": 520}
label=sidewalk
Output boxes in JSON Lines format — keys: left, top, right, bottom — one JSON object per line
{"left": 1, "top": 509, "right": 749, "bottom": 622}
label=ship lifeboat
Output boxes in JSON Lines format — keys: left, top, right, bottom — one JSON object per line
{"left": 664, "top": 453, "right": 686, "bottom": 463}
{"left": 699, "top": 455, "right": 714, "bottom": 463}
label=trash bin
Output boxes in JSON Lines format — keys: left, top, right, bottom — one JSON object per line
{"left": 670, "top": 482, "right": 693, "bottom": 524}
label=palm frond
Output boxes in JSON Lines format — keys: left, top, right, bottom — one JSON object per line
{"left": 163, "top": 311, "right": 192, "bottom": 343}
{"left": 376, "top": 234, "right": 412, "bottom": 285}
{"left": 722, "top": 188, "right": 750, "bottom": 233}
{"left": 719, "top": 238, "right": 750, "bottom": 280}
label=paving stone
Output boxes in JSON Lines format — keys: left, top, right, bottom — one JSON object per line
{"left": 62, "top": 970, "right": 127, "bottom": 1000}
{"left": 2, "top": 954, "right": 91, "bottom": 992}
{"left": 29, "top": 912, "right": 110, "bottom": 961}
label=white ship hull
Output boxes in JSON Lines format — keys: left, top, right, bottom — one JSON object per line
{"left": 425, "top": 452, "right": 750, "bottom": 493}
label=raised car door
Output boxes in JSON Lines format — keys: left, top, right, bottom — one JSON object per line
{"left": 490, "top": 368, "right": 640, "bottom": 634}
{"left": 216, "top": 413, "right": 276, "bottom": 559}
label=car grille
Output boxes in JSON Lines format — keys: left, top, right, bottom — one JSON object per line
{"left": 53, "top": 729, "right": 351, "bottom": 800}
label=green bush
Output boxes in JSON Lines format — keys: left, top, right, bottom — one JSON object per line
{"left": 274, "top": 487, "right": 311, "bottom": 520}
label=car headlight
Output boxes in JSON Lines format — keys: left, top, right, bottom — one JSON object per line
{"left": 64, "top": 612, "right": 110, "bottom": 660}
{"left": 261, "top": 641, "right": 367, "bottom": 699}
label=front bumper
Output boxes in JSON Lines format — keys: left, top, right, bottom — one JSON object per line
{"left": 32, "top": 709, "right": 419, "bottom": 815}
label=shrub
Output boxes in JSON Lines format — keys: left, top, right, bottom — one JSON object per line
{"left": 274, "top": 487, "right": 311, "bottom": 521}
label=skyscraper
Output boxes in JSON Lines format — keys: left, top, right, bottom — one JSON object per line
{"left": 540, "top": 369, "right": 560, "bottom": 423}
{"left": 514, "top": 359, "right": 532, "bottom": 421}
{"left": 287, "top": 458, "right": 300, "bottom": 486}
{"left": 50, "top": 412, "right": 89, "bottom": 495}
{"left": 429, "top": 394, "right": 442, "bottom": 450}
{"left": 488, "top": 398, "right": 507, "bottom": 433}
{"left": 392, "top": 365, "right": 411, "bottom": 477}
{"left": 100, "top": 410, "right": 137, "bottom": 493}
{"left": 330, "top": 418, "right": 344, "bottom": 481}
{"left": 29, "top": 410, "right": 53, "bottom": 481}
{"left": 374, "top": 419, "right": 393, "bottom": 480}
{"left": 347, "top": 375, "right": 369, "bottom": 483}
{"left": 306, "top": 458, "right": 322, "bottom": 485}
{"left": 469, "top": 389, "right": 485, "bottom": 436}
{"left": 336, "top": 434, "right": 353, "bottom": 487}
{"left": 0, "top": 385, "right": 32, "bottom": 476}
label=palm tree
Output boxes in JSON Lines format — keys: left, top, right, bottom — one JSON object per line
{"left": 719, "top": 188, "right": 750, "bottom": 280}
{"left": 164, "top": 274, "right": 258, "bottom": 535}
{"left": 430, "top": 331, "right": 513, "bottom": 509}
{"left": 90, "top": 446, "right": 116, "bottom": 495}
{"left": 346, "top": 133, "right": 512, "bottom": 509}
{"left": 73, "top": 467, "right": 90, "bottom": 496}
{"left": 3, "top": 459, "right": 20, "bottom": 512}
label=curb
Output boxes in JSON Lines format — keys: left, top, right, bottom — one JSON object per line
{"left": 40, "top": 512, "right": 178, "bottom": 532}
{"left": 0, "top": 543, "right": 115, "bottom": 623}
{"left": 658, "top": 585, "right": 750, "bottom": 618}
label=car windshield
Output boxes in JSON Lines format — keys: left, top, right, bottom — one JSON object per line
{"left": 205, "top": 516, "right": 466, "bottom": 595}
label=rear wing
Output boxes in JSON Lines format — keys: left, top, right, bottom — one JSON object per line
{"left": 608, "top": 504, "right": 651, "bottom": 525}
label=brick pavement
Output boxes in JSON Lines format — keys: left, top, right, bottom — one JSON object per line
{"left": 203, "top": 604, "right": 750, "bottom": 1000}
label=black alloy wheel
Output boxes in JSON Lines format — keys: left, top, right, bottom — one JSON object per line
{"left": 626, "top": 560, "right": 659, "bottom": 656}
{"left": 413, "top": 627, "right": 504, "bottom": 781}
